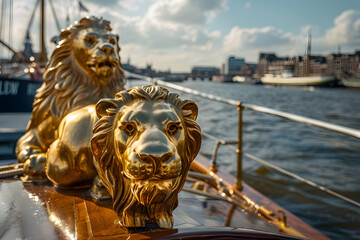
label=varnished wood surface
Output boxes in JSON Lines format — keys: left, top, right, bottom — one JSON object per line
{"left": 0, "top": 180, "right": 285, "bottom": 239}
{"left": 0, "top": 155, "right": 329, "bottom": 239}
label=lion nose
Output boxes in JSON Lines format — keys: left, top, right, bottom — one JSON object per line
{"left": 135, "top": 128, "right": 173, "bottom": 164}
{"left": 100, "top": 43, "right": 114, "bottom": 56}
{"left": 138, "top": 152, "right": 172, "bottom": 165}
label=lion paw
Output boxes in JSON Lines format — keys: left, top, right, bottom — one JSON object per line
{"left": 23, "top": 153, "right": 47, "bottom": 177}
{"left": 156, "top": 213, "right": 174, "bottom": 229}
{"left": 18, "top": 146, "right": 42, "bottom": 163}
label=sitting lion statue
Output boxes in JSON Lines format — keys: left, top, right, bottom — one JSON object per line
{"left": 16, "top": 16, "right": 125, "bottom": 182}
{"left": 91, "top": 85, "right": 202, "bottom": 228}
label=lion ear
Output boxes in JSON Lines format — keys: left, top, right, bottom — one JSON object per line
{"left": 181, "top": 101, "right": 198, "bottom": 120}
{"left": 96, "top": 99, "right": 119, "bottom": 118}
{"left": 59, "top": 30, "right": 71, "bottom": 40}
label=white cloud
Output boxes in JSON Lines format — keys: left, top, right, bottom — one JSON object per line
{"left": 85, "top": 0, "right": 121, "bottom": 8}
{"left": 148, "top": 0, "right": 227, "bottom": 26}
{"left": 222, "top": 26, "right": 297, "bottom": 61}
{"left": 1, "top": 0, "right": 226, "bottom": 70}
{"left": 224, "top": 26, "right": 293, "bottom": 50}
{"left": 111, "top": 0, "right": 226, "bottom": 71}
{"left": 318, "top": 10, "right": 360, "bottom": 50}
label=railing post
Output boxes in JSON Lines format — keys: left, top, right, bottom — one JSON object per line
{"left": 210, "top": 140, "right": 221, "bottom": 173}
{"left": 234, "top": 102, "right": 243, "bottom": 191}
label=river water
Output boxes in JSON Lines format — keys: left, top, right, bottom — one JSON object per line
{"left": 129, "top": 80, "right": 360, "bottom": 239}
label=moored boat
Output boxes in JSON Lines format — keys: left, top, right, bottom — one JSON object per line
{"left": 0, "top": 0, "right": 65, "bottom": 112}
{"left": 261, "top": 72, "right": 337, "bottom": 86}
{"left": 0, "top": 77, "right": 42, "bottom": 112}
{"left": 260, "top": 32, "right": 338, "bottom": 87}
{"left": 341, "top": 64, "right": 360, "bottom": 88}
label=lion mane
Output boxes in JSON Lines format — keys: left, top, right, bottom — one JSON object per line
{"left": 91, "top": 85, "right": 202, "bottom": 228}
{"left": 28, "top": 16, "right": 125, "bottom": 129}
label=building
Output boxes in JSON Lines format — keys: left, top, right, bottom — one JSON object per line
{"left": 326, "top": 51, "right": 360, "bottom": 79}
{"left": 225, "top": 56, "right": 246, "bottom": 75}
{"left": 256, "top": 53, "right": 290, "bottom": 77}
{"left": 191, "top": 66, "right": 220, "bottom": 80}
{"left": 122, "top": 57, "right": 136, "bottom": 73}
{"left": 256, "top": 47, "right": 360, "bottom": 80}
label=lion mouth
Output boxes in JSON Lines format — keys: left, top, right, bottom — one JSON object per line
{"left": 87, "top": 59, "right": 115, "bottom": 77}
{"left": 98, "top": 61, "right": 113, "bottom": 68}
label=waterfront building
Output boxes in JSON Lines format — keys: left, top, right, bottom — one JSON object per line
{"left": 225, "top": 56, "right": 246, "bottom": 75}
{"left": 256, "top": 51, "right": 359, "bottom": 79}
{"left": 326, "top": 51, "right": 360, "bottom": 79}
{"left": 256, "top": 53, "right": 290, "bottom": 76}
{"left": 293, "top": 56, "right": 328, "bottom": 77}
{"left": 122, "top": 57, "right": 136, "bottom": 73}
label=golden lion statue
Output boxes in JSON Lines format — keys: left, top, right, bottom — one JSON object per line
{"left": 91, "top": 85, "right": 202, "bottom": 228}
{"left": 16, "top": 16, "right": 125, "bottom": 182}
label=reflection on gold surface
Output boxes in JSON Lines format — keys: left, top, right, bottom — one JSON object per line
{"left": 16, "top": 16, "right": 125, "bottom": 185}
{"left": 91, "top": 85, "right": 202, "bottom": 228}
{"left": 48, "top": 214, "right": 76, "bottom": 240}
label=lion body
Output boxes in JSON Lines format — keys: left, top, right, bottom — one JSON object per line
{"left": 16, "top": 17, "right": 125, "bottom": 184}
{"left": 45, "top": 105, "right": 98, "bottom": 186}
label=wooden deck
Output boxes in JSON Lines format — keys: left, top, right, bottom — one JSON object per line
{"left": 0, "top": 155, "right": 329, "bottom": 239}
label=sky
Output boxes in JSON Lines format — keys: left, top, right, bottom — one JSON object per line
{"left": 1, "top": 0, "right": 360, "bottom": 72}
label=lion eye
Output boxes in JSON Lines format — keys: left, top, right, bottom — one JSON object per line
{"left": 121, "top": 122, "right": 136, "bottom": 136}
{"left": 167, "top": 123, "right": 180, "bottom": 135}
{"left": 85, "top": 36, "right": 96, "bottom": 45}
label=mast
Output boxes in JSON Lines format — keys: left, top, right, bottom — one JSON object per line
{"left": 39, "top": 0, "right": 47, "bottom": 62}
{"left": 306, "top": 30, "right": 311, "bottom": 76}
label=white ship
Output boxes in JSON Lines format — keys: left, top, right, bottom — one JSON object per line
{"left": 261, "top": 31, "right": 337, "bottom": 87}
{"left": 261, "top": 72, "right": 336, "bottom": 86}
{"left": 341, "top": 63, "right": 360, "bottom": 88}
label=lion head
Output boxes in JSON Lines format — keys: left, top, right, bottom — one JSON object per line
{"left": 91, "top": 85, "right": 202, "bottom": 229}
{"left": 28, "top": 16, "right": 125, "bottom": 129}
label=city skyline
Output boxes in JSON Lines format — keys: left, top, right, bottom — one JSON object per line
{"left": 1, "top": 0, "right": 360, "bottom": 72}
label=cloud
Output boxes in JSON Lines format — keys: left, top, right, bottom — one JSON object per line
{"left": 106, "top": 0, "right": 226, "bottom": 71}
{"left": 148, "top": 0, "right": 227, "bottom": 26}
{"left": 84, "top": 0, "right": 120, "bottom": 8}
{"left": 319, "top": 9, "right": 360, "bottom": 49}
{"left": 99, "top": 0, "right": 225, "bottom": 51}
{"left": 223, "top": 26, "right": 293, "bottom": 52}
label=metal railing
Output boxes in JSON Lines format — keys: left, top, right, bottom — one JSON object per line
{"left": 126, "top": 71, "right": 360, "bottom": 207}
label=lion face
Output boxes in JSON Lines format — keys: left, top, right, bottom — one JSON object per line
{"left": 114, "top": 100, "right": 184, "bottom": 205}
{"left": 72, "top": 25, "right": 119, "bottom": 80}
{"left": 28, "top": 17, "right": 125, "bottom": 125}
{"left": 91, "top": 85, "right": 202, "bottom": 228}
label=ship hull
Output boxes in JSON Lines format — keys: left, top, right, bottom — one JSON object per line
{"left": 0, "top": 78, "right": 42, "bottom": 112}
{"left": 261, "top": 75, "right": 337, "bottom": 86}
